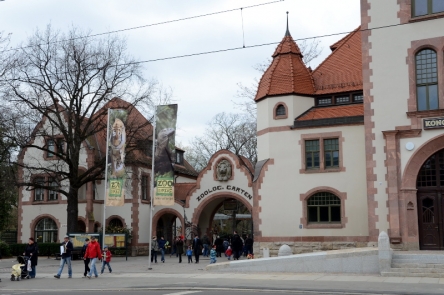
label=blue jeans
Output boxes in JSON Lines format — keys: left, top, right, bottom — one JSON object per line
{"left": 88, "top": 258, "right": 98, "bottom": 277}
{"left": 160, "top": 249, "right": 165, "bottom": 261}
{"left": 57, "top": 257, "right": 72, "bottom": 277}
{"left": 101, "top": 261, "right": 112, "bottom": 273}
{"left": 28, "top": 266, "right": 36, "bottom": 278}
{"left": 203, "top": 244, "right": 209, "bottom": 256}
{"left": 210, "top": 257, "right": 216, "bottom": 264}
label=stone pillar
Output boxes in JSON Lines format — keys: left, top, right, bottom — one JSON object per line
{"left": 378, "top": 231, "right": 392, "bottom": 273}
{"left": 382, "top": 131, "right": 401, "bottom": 243}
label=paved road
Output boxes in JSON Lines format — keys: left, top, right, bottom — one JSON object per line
{"left": 1, "top": 256, "right": 444, "bottom": 294}
{"left": 0, "top": 291, "right": 379, "bottom": 295}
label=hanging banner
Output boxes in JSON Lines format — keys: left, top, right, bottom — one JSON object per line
{"left": 153, "top": 104, "right": 178, "bottom": 206}
{"left": 106, "top": 109, "right": 128, "bottom": 206}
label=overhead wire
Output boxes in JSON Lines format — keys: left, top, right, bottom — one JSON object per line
{"left": 0, "top": 11, "right": 427, "bottom": 83}
{"left": 0, "top": 0, "right": 285, "bottom": 53}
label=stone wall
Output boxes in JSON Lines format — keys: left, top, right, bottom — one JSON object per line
{"left": 253, "top": 241, "right": 373, "bottom": 257}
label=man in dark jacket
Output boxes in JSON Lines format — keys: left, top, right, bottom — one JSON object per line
{"left": 175, "top": 236, "right": 184, "bottom": 263}
{"left": 54, "top": 235, "right": 73, "bottom": 278}
{"left": 81, "top": 238, "right": 90, "bottom": 277}
{"left": 231, "top": 231, "right": 243, "bottom": 260}
{"left": 245, "top": 234, "right": 253, "bottom": 255}
{"left": 23, "top": 237, "right": 38, "bottom": 278}
{"left": 158, "top": 236, "right": 166, "bottom": 263}
{"left": 192, "top": 235, "right": 202, "bottom": 263}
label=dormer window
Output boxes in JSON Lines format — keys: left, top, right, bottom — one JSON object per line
{"left": 176, "top": 150, "right": 184, "bottom": 165}
{"left": 318, "top": 98, "right": 332, "bottom": 105}
{"left": 276, "top": 105, "right": 286, "bottom": 116}
{"left": 316, "top": 92, "right": 363, "bottom": 106}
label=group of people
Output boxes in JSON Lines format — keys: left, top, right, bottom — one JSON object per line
{"left": 160, "top": 231, "right": 253, "bottom": 264}
{"left": 22, "top": 235, "right": 113, "bottom": 279}
{"left": 55, "top": 235, "right": 112, "bottom": 279}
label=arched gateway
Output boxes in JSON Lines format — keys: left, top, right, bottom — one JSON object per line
{"left": 151, "top": 150, "right": 254, "bottom": 245}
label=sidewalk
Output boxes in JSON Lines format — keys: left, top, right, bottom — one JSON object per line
{"left": 1, "top": 255, "right": 444, "bottom": 294}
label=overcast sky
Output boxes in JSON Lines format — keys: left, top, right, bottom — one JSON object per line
{"left": 0, "top": 0, "right": 361, "bottom": 147}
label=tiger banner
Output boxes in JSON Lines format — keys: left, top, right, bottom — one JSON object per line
{"left": 106, "top": 109, "right": 128, "bottom": 206}
{"left": 153, "top": 104, "right": 178, "bottom": 206}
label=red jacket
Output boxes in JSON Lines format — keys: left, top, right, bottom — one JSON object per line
{"left": 102, "top": 250, "right": 112, "bottom": 262}
{"left": 84, "top": 240, "right": 101, "bottom": 259}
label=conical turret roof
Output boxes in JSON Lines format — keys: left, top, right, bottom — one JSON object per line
{"left": 255, "top": 26, "right": 314, "bottom": 101}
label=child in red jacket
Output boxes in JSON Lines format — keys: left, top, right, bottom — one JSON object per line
{"left": 101, "top": 246, "right": 113, "bottom": 274}
{"left": 225, "top": 246, "right": 233, "bottom": 260}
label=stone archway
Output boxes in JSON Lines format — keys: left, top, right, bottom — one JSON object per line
{"left": 401, "top": 134, "right": 444, "bottom": 250}
{"left": 191, "top": 191, "right": 253, "bottom": 240}
{"left": 152, "top": 208, "right": 184, "bottom": 242}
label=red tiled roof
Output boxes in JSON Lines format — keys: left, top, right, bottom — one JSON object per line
{"left": 255, "top": 34, "right": 315, "bottom": 101}
{"left": 295, "top": 104, "right": 364, "bottom": 121}
{"left": 174, "top": 183, "right": 196, "bottom": 202}
{"left": 312, "top": 27, "right": 363, "bottom": 95}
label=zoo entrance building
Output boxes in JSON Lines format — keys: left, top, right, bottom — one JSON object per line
{"left": 17, "top": 0, "right": 444, "bottom": 254}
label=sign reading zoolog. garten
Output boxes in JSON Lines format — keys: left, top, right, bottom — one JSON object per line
{"left": 423, "top": 117, "right": 444, "bottom": 129}
{"left": 196, "top": 185, "right": 253, "bottom": 202}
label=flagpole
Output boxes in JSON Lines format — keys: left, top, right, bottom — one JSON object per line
{"left": 148, "top": 106, "right": 157, "bottom": 270}
{"left": 102, "top": 108, "right": 111, "bottom": 249}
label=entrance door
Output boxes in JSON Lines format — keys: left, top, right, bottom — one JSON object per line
{"left": 417, "top": 192, "right": 442, "bottom": 250}
{"left": 417, "top": 150, "right": 444, "bottom": 250}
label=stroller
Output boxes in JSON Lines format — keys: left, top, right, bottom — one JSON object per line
{"left": 11, "top": 256, "right": 30, "bottom": 281}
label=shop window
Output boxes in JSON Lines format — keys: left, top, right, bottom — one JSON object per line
{"left": 48, "top": 177, "right": 58, "bottom": 201}
{"left": 307, "top": 192, "right": 341, "bottom": 223}
{"left": 275, "top": 104, "right": 286, "bottom": 116}
{"left": 34, "top": 177, "right": 45, "bottom": 201}
{"left": 141, "top": 175, "right": 149, "bottom": 200}
{"left": 413, "top": 0, "right": 444, "bottom": 17}
{"left": 416, "top": 48, "right": 438, "bottom": 111}
{"left": 35, "top": 217, "right": 58, "bottom": 243}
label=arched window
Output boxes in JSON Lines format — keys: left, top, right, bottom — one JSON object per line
{"left": 416, "top": 49, "right": 438, "bottom": 111}
{"left": 77, "top": 220, "right": 86, "bottom": 233}
{"left": 35, "top": 218, "right": 58, "bottom": 243}
{"left": 307, "top": 192, "right": 341, "bottom": 223}
{"left": 108, "top": 218, "right": 123, "bottom": 228}
{"left": 275, "top": 104, "right": 286, "bottom": 116}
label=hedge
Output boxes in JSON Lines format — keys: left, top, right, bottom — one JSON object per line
{"left": 0, "top": 240, "right": 11, "bottom": 257}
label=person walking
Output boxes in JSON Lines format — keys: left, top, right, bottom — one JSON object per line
{"left": 245, "top": 234, "right": 253, "bottom": 255}
{"left": 158, "top": 236, "right": 166, "bottom": 263}
{"left": 54, "top": 235, "right": 73, "bottom": 279}
{"left": 214, "top": 236, "right": 223, "bottom": 257}
{"left": 192, "top": 235, "right": 202, "bottom": 263}
{"left": 81, "top": 238, "right": 90, "bottom": 278}
{"left": 176, "top": 236, "right": 184, "bottom": 263}
{"left": 209, "top": 245, "right": 217, "bottom": 264}
{"left": 231, "top": 231, "right": 243, "bottom": 260}
{"left": 84, "top": 236, "right": 101, "bottom": 279}
{"left": 151, "top": 236, "right": 159, "bottom": 263}
{"left": 100, "top": 246, "right": 112, "bottom": 274}
{"left": 23, "top": 237, "right": 38, "bottom": 278}
{"left": 186, "top": 246, "right": 193, "bottom": 263}
{"left": 202, "top": 235, "right": 210, "bottom": 257}
{"left": 225, "top": 246, "right": 233, "bottom": 260}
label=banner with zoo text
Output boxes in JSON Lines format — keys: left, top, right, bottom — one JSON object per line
{"left": 153, "top": 104, "right": 178, "bottom": 206}
{"left": 106, "top": 109, "right": 128, "bottom": 207}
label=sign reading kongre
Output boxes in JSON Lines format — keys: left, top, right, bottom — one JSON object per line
{"left": 424, "top": 117, "right": 444, "bottom": 130}
{"left": 196, "top": 185, "right": 253, "bottom": 202}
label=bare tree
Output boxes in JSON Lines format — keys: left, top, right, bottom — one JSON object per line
{"left": 235, "top": 39, "right": 322, "bottom": 116}
{"left": 185, "top": 113, "right": 256, "bottom": 172}
{"left": 1, "top": 25, "right": 165, "bottom": 233}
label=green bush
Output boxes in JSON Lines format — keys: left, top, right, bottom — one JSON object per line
{"left": 109, "top": 247, "right": 126, "bottom": 256}
{"left": 9, "top": 243, "right": 26, "bottom": 256}
{"left": 0, "top": 240, "right": 11, "bottom": 257}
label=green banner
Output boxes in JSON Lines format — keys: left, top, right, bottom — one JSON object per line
{"left": 106, "top": 109, "right": 128, "bottom": 207}
{"left": 154, "top": 104, "right": 177, "bottom": 206}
